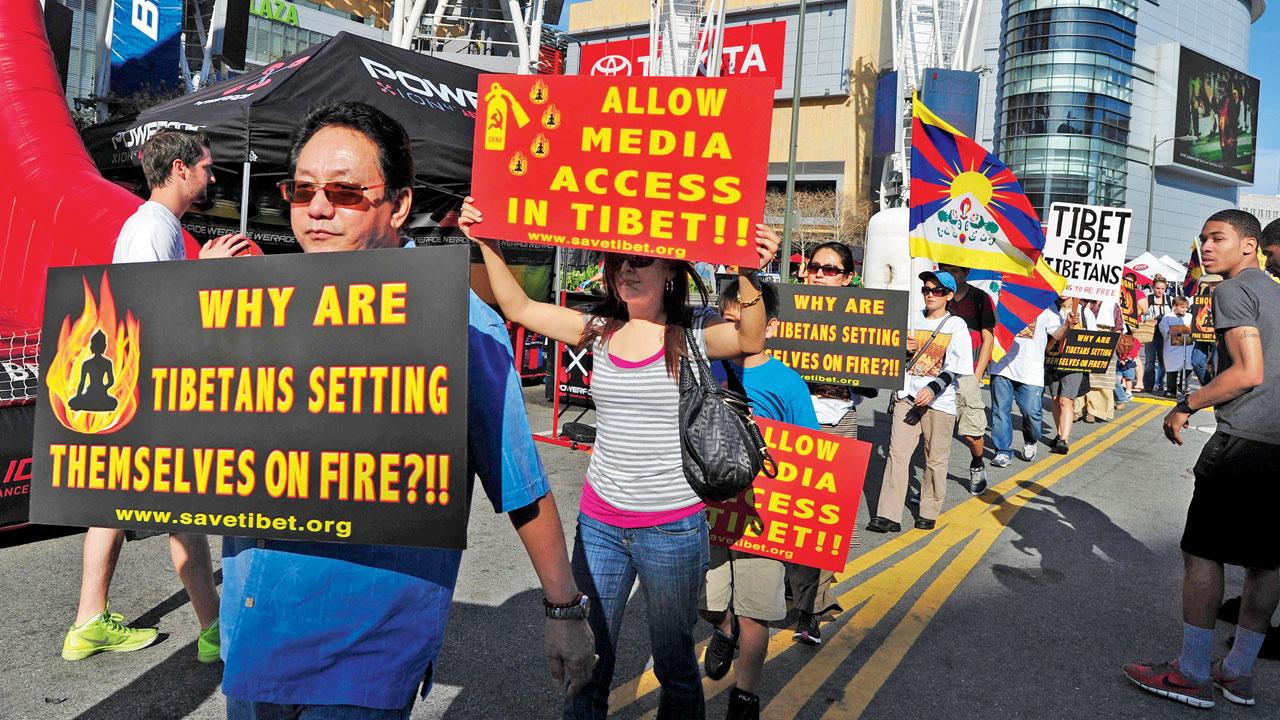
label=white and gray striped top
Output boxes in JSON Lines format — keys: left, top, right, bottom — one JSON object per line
{"left": 584, "top": 310, "right": 714, "bottom": 512}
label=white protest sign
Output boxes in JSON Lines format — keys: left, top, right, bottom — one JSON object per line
{"left": 1043, "top": 203, "right": 1131, "bottom": 301}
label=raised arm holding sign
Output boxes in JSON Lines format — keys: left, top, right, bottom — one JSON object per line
{"left": 468, "top": 75, "right": 774, "bottom": 267}
{"left": 462, "top": 131, "right": 779, "bottom": 714}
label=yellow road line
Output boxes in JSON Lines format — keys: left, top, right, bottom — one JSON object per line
{"left": 765, "top": 404, "right": 1160, "bottom": 718}
{"left": 760, "top": 523, "right": 978, "bottom": 716}
{"left": 609, "top": 404, "right": 1160, "bottom": 716}
{"left": 812, "top": 404, "right": 1164, "bottom": 719}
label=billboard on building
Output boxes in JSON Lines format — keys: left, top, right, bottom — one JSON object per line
{"left": 577, "top": 21, "right": 786, "bottom": 88}
{"left": 110, "top": 0, "right": 184, "bottom": 95}
{"left": 873, "top": 71, "right": 897, "bottom": 157}
{"left": 1173, "top": 46, "right": 1260, "bottom": 183}
{"left": 921, "top": 68, "right": 979, "bottom": 139}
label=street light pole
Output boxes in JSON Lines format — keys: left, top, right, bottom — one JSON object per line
{"left": 1144, "top": 133, "right": 1195, "bottom": 254}
{"left": 1145, "top": 134, "right": 1158, "bottom": 254}
{"left": 779, "top": 0, "right": 808, "bottom": 282}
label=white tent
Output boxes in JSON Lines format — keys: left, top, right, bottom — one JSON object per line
{"left": 1126, "top": 252, "right": 1185, "bottom": 283}
{"left": 1159, "top": 255, "right": 1188, "bottom": 280}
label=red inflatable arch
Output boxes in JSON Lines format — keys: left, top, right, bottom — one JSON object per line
{"left": 0, "top": 0, "right": 199, "bottom": 329}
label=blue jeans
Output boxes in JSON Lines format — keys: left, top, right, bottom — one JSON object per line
{"left": 1143, "top": 330, "right": 1164, "bottom": 390}
{"left": 1115, "top": 361, "right": 1137, "bottom": 403}
{"left": 1191, "top": 343, "right": 1214, "bottom": 386}
{"left": 990, "top": 374, "right": 1044, "bottom": 456}
{"left": 226, "top": 700, "right": 413, "bottom": 720}
{"left": 564, "top": 511, "right": 709, "bottom": 720}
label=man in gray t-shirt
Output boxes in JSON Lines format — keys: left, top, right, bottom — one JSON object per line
{"left": 1125, "top": 209, "right": 1280, "bottom": 710}
{"left": 1209, "top": 266, "right": 1280, "bottom": 443}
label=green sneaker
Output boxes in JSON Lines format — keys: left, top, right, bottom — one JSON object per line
{"left": 197, "top": 619, "right": 221, "bottom": 663}
{"left": 61, "top": 612, "right": 158, "bottom": 660}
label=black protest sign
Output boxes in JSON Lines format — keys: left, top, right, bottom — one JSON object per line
{"left": 1119, "top": 271, "right": 1140, "bottom": 331}
{"left": 766, "top": 285, "right": 908, "bottom": 389}
{"left": 1045, "top": 329, "right": 1120, "bottom": 374}
{"left": 1191, "top": 284, "right": 1215, "bottom": 343}
{"left": 30, "top": 247, "right": 470, "bottom": 548}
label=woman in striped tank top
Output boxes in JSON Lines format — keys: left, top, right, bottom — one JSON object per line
{"left": 461, "top": 197, "right": 779, "bottom": 720}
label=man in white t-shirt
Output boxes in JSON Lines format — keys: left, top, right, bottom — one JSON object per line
{"left": 987, "top": 308, "right": 1072, "bottom": 467}
{"left": 65, "top": 131, "right": 248, "bottom": 664}
{"left": 112, "top": 129, "right": 250, "bottom": 263}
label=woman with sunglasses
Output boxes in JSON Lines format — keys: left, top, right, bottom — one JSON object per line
{"left": 867, "top": 270, "right": 973, "bottom": 534}
{"left": 786, "top": 241, "right": 861, "bottom": 645}
{"left": 459, "top": 197, "right": 779, "bottom": 720}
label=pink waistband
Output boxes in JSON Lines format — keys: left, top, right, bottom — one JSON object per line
{"left": 579, "top": 481, "right": 704, "bottom": 528}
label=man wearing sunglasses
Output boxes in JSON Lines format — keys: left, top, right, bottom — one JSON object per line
{"left": 937, "top": 264, "right": 995, "bottom": 493}
{"left": 219, "top": 102, "right": 594, "bottom": 720}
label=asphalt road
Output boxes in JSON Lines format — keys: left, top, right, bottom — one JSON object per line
{"left": 1, "top": 388, "right": 1275, "bottom": 719}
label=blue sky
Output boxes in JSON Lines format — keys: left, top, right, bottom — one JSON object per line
{"left": 553, "top": 3, "right": 1280, "bottom": 195}
{"left": 1250, "top": 8, "right": 1280, "bottom": 195}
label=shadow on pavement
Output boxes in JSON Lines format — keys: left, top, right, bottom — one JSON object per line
{"left": 989, "top": 487, "right": 1155, "bottom": 592}
{"left": 71, "top": 638, "right": 222, "bottom": 720}
{"left": 66, "top": 570, "right": 225, "bottom": 720}
{"left": 433, "top": 587, "right": 675, "bottom": 720}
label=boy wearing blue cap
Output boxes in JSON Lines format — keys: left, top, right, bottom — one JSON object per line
{"left": 867, "top": 270, "right": 973, "bottom": 533}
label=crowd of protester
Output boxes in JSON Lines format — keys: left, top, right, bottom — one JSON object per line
{"left": 51, "top": 111, "right": 1280, "bottom": 719}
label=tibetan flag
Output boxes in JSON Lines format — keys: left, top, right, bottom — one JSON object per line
{"left": 992, "top": 259, "right": 1067, "bottom": 362}
{"left": 1184, "top": 238, "right": 1203, "bottom": 297}
{"left": 910, "top": 94, "right": 1046, "bottom": 276}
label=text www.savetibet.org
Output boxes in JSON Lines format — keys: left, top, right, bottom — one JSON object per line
{"left": 114, "top": 508, "right": 353, "bottom": 539}
{"left": 527, "top": 231, "right": 688, "bottom": 259}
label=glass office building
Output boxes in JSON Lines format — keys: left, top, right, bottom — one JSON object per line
{"left": 973, "top": 0, "right": 1265, "bottom": 258}
{"left": 995, "top": 0, "right": 1144, "bottom": 213}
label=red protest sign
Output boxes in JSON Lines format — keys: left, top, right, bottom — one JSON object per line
{"left": 707, "top": 418, "right": 868, "bottom": 572}
{"left": 470, "top": 74, "right": 773, "bottom": 266}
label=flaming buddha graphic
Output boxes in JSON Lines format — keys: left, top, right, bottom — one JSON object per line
{"left": 46, "top": 272, "right": 140, "bottom": 434}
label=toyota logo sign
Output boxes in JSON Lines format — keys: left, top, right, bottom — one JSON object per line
{"left": 591, "top": 55, "right": 633, "bottom": 76}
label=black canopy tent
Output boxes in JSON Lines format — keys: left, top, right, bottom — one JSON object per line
{"left": 83, "top": 32, "right": 482, "bottom": 238}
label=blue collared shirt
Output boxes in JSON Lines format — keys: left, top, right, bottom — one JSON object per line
{"left": 220, "top": 291, "right": 550, "bottom": 709}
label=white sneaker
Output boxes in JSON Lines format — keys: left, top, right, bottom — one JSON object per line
{"left": 1021, "top": 443, "right": 1037, "bottom": 462}
{"left": 968, "top": 465, "right": 989, "bottom": 495}
{"left": 991, "top": 453, "right": 1011, "bottom": 469}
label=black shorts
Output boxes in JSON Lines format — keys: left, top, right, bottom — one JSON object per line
{"left": 124, "top": 530, "right": 164, "bottom": 541}
{"left": 1181, "top": 431, "right": 1280, "bottom": 570}
{"left": 1045, "top": 370, "right": 1090, "bottom": 399}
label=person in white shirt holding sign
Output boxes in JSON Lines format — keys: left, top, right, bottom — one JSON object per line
{"left": 987, "top": 308, "right": 1072, "bottom": 467}
{"left": 867, "top": 270, "right": 973, "bottom": 534}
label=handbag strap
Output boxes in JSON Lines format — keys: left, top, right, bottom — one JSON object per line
{"left": 683, "top": 325, "right": 716, "bottom": 391}
{"left": 683, "top": 323, "right": 752, "bottom": 396}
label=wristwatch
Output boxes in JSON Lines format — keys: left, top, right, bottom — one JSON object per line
{"left": 544, "top": 592, "right": 590, "bottom": 620}
{"left": 1175, "top": 394, "right": 1196, "bottom": 415}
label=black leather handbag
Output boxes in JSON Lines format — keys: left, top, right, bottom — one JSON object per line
{"left": 678, "top": 327, "right": 778, "bottom": 502}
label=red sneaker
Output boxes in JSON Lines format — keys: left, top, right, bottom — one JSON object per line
{"left": 1123, "top": 660, "right": 1215, "bottom": 708}
{"left": 1212, "top": 660, "right": 1256, "bottom": 706}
